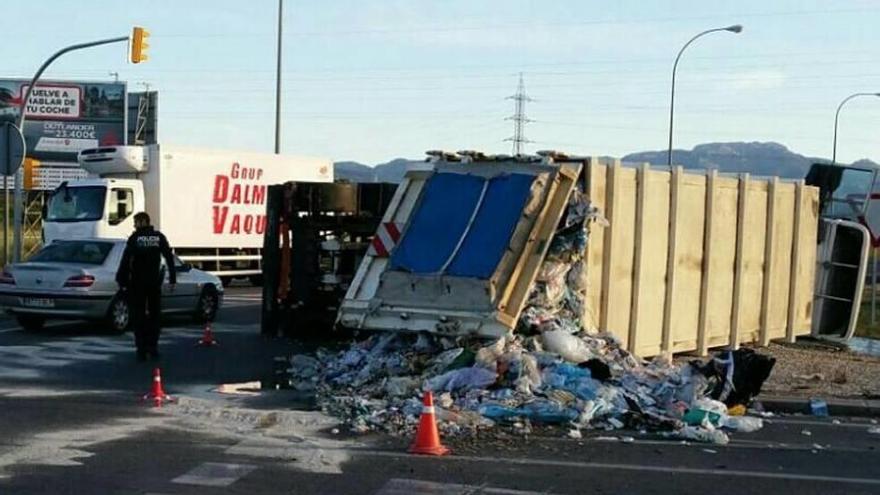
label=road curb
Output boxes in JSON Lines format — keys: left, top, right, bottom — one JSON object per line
{"left": 760, "top": 396, "right": 880, "bottom": 417}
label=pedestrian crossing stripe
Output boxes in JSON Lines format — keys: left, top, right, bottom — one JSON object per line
{"left": 172, "top": 462, "right": 256, "bottom": 487}
{"left": 374, "top": 478, "right": 545, "bottom": 495}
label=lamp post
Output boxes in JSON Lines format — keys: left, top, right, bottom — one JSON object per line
{"left": 274, "top": 0, "right": 283, "bottom": 154}
{"left": 667, "top": 25, "right": 742, "bottom": 166}
{"left": 832, "top": 92, "right": 880, "bottom": 165}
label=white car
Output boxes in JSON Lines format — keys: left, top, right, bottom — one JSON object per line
{"left": 0, "top": 238, "right": 223, "bottom": 332}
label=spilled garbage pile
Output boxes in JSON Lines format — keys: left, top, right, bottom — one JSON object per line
{"left": 290, "top": 334, "right": 773, "bottom": 443}
{"left": 288, "top": 193, "right": 776, "bottom": 444}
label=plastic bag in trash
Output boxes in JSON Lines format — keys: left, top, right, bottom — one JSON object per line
{"left": 677, "top": 425, "right": 730, "bottom": 445}
{"left": 384, "top": 377, "right": 419, "bottom": 397}
{"left": 542, "top": 330, "right": 593, "bottom": 363}
{"left": 436, "top": 408, "right": 495, "bottom": 428}
{"left": 683, "top": 409, "right": 723, "bottom": 427}
{"left": 693, "top": 398, "right": 728, "bottom": 416}
{"left": 339, "top": 348, "right": 365, "bottom": 368}
{"left": 722, "top": 416, "right": 763, "bottom": 433}
{"left": 809, "top": 398, "right": 829, "bottom": 417}
{"left": 514, "top": 354, "right": 542, "bottom": 394}
{"left": 706, "top": 348, "right": 776, "bottom": 407}
{"left": 475, "top": 338, "right": 507, "bottom": 371}
{"left": 536, "top": 260, "right": 570, "bottom": 284}
{"left": 424, "top": 366, "right": 497, "bottom": 392}
{"left": 682, "top": 398, "right": 728, "bottom": 427}
{"left": 543, "top": 362, "right": 588, "bottom": 384}
{"left": 478, "top": 404, "right": 520, "bottom": 422}
{"left": 426, "top": 348, "right": 465, "bottom": 375}
{"left": 578, "top": 358, "right": 611, "bottom": 381}
{"left": 542, "top": 363, "right": 599, "bottom": 400}
{"left": 516, "top": 400, "right": 579, "bottom": 424}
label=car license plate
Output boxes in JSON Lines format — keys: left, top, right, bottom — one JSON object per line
{"left": 21, "top": 297, "right": 55, "bottom": 308}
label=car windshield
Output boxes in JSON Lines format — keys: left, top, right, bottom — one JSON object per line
{"left": 46, "top": 186, "right": 107, "bottom": 222}
{"left": 30, "top": 241, "right": 114, "bottom": 265}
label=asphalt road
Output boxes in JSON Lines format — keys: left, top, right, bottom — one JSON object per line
{"left": 1, "top": 287, "right": 879, "bottom": 494}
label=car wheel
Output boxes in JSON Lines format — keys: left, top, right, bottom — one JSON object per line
{"left": 194, "top": 286, "right": 219, "bottom": 323}
{"left": 106, "top": 296, "right": 131, "bottom": 334}
{"left": 16, "top": 315, "right": 45, "bottom": 332}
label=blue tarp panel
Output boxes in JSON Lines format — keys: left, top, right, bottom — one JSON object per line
{"left": 389, "top": 173, "right": 484, "bottom": 273}
{"left": 390, "top": 172, "right": 536, "bottom": 279}
{"left": 446, "top": 173, "right": 535, "bottom": 278}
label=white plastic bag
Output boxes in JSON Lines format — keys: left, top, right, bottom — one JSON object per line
{"left": 723, "top": 416, "right": 763, "bottom": 433}
{"left": 542, "top": 330, "right": 593, "bottom": 363}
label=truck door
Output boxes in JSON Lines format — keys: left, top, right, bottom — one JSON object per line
{"left": 108, "top": 187, "right": 135, "bottom": 233}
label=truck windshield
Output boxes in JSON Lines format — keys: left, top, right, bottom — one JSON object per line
{"left": 46, "top": 186, "right": 107, "bottom": 222}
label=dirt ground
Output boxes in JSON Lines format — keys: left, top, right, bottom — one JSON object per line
{"left": 758, "top": 340, "right": 880, "bottom": 399}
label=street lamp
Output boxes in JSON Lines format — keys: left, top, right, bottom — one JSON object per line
{"left": 832, "top": 92, "right": 880, "bottom": 165}
{"left": 9, "top": 29, "right": 143, "bottom": 263}
{"left": 667, "top": 24, "right": 743, "bottom": 166}
{"left": 274, "top": 0, "right": 283, "bottom": 154}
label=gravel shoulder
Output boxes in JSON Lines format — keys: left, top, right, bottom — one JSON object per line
{"left": 759, "top": 340, "right": 880, "bottom": 399}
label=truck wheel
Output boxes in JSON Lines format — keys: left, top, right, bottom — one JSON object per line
{"left": 249, "top": 275, "right": 263, "bottom": 287}
{"left": 194, "top": 287, "right": 219, "bottom": 323}
{"left": 106, "top": 296, "right": 131, "bottom": 334}
{"left": 16, "top": 315, "right": 45, "bottom": 332}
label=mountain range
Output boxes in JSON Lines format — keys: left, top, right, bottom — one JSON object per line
{"left": 333, "top": 142, "right": 878, "bottom": 183}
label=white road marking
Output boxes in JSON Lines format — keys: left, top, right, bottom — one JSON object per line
{"left": 376, "top": 478, "right": 544, "bottom": 495}
{"left": 521, "top": 434, "right": 865, "bottom": 453}
{"left": 359, "top": 450, "right": 880, "bottom": 486}
{"left": 768, "top": 417, "right": 877, "bottom": 428}
{"left": 172, "top": 462, "right": 256, "bottom": 487}
{"left": 0, "top": 322, "right": 71, "bottom": 334}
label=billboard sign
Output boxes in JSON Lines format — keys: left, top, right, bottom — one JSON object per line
{"left": 0, "top": 79, "right": 126, "bottom": 161}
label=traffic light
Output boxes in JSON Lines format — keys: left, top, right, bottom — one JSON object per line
{"left": 23, "top": 158, "right": 39, "bottom": 190}
{"left": 130, "top": 26, "right": 150, "bottom": 64}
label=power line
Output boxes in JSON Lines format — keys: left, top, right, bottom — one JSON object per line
{"left": 504, "top": 73, "right": 533, "bottom": 155}
{"left": 148, "top": 6, "right": 880, "bottom": 38}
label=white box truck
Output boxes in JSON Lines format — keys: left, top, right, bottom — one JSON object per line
{"left": 42, "top": 144, "right": 333, "bottom": 284}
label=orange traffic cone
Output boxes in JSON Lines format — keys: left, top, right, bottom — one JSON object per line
{"left": 409, "top": 391, "right": 450, "bottom": 456}
{"left": 142, "top": 367, "right": 175, "bottom": 407}
{"left": 197, "top": 322, "right": 219, "bottom": 347}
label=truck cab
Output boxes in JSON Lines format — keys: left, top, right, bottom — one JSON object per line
{"left": 806, "top": 163, "right": 879, "bottom": 340}
{"left": 43, "top": 146, "right": 147, "bottom": 244}
{"left": 44, "top": 178, "right": 144, "bottom": 243}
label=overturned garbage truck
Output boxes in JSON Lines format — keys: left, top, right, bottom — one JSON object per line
{"left": 280, "top": 152, "right": 876, "bottom": 441}
{"left": 336, "top": 151, "right": 847, "bottom": 357}
{"left": 289, "top": 151, "right": 792, "bottom": 439}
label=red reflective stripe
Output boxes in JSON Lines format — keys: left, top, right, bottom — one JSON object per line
{"left": 371, "top": 236, "right": 389, "bottom": 257}
{"left": 384, "top": 222, "right": 401, "bottom": 242}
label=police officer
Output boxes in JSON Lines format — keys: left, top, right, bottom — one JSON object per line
{"left": 116, "top": 212, "right": 176, "bottom": 361}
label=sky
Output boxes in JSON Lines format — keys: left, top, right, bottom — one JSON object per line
{"left": 3, "top": 0, "right": 880, "bottom": 165}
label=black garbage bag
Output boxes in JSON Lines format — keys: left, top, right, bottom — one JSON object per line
{"left": 578, "top": 358, "right": 612, "bottom": 382}
{"left": 704, "top": 348, "right": 776, "bottom": 407}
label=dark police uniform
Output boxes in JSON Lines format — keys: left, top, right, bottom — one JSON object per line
{"left": 116, "top": 226, "right": 176, "bottom": 358}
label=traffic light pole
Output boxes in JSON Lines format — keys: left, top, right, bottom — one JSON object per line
{"left": 12, "top": 35, "right": 128, "bottom": 262}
